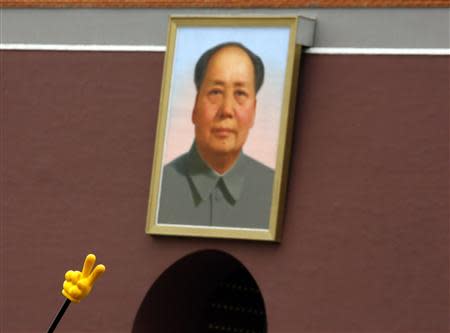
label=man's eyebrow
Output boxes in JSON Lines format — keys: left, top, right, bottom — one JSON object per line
{"left": 206, "top": 80, "right": 250, "bottom": 87}
{"left": 206, "top": 80, "right": 225, "bottom": 86}
{"left": 233, "top": 82, "right": 248, "bottom": 87}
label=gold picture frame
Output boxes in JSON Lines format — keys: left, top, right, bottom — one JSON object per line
{"left": 146, "top": 16, "right": 300, "bottom": 241}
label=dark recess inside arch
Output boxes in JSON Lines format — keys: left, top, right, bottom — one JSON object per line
{"left": 132, "top": 250, "right": 267, "bottom": 333}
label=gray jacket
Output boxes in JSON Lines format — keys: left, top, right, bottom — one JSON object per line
{"left": 158, "top": 143, "right": 274, "bottom": 229}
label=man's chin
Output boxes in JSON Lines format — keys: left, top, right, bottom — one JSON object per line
{"left": 209, "top": 145, "right": 239, "bottom": 157}
{"left": 211, "top": 148, "right": 234, "bottom": 156}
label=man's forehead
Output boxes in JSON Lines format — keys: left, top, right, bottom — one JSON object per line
{"left": 204, "top": 47, "right": 255, "bottom": 84}
{"left": 209, "top": 46, "right": 252, "bottom": 64}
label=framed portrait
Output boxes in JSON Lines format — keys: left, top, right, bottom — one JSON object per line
{"left": 146, "top": 16, "right": 300, "bottom": 241}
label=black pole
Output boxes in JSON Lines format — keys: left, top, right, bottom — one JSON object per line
{"left": 47, "top": 299, "right": 71, "bottom": 333}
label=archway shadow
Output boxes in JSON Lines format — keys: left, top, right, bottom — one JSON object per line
{"left": 132, "top": 250, "right": 267, "bottom": 333}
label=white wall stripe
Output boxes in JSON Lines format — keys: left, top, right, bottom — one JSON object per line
{"left": 0, "top": 44, "right": 166, "bottom": 52}
{"left": 1, "top": 44, "right": 449, "bottom": 56}
{"left": 305, "top": 47, "right": 450, "bottom": 55}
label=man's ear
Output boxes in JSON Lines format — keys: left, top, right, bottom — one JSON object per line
{"left": 192, "top": 94, "right": 199, "bottom": 124}
{"left": 250, "top": 99, "right": 257, "bottom": 128}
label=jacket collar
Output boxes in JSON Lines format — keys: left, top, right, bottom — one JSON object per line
{"left": 186, "top": 143, "right": 245, "bottom": 203}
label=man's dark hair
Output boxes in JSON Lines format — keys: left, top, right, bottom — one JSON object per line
{"left": 194, "top": 42, "right": 265, "bottom": 93}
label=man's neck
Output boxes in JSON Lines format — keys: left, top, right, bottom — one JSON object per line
{"left": 195, "top": 145, "right": 240, "bottom": 175}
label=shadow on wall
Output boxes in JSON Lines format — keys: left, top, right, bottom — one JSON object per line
{"left": 132, "top": 250, "right": 267, "bottom": 333}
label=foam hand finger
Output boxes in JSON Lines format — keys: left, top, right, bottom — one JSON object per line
{"left": 77, "top": 279, "right": 90, "bottom": 292}
{"left": 88, "top": 264, "right": 106, "bottom": 285}
{"left": 65, "top": 270, "right": 74, "bottom": 281}
{"left": 63, "top": 280, "right": 72, "bottom": 293}
{"left": 65, "top": 270, "right": 81, "bottom": 284}
{"left": 81, "top": 254, "right": 96, "bottom": 278}
{"left": 62, "top": 282, "right": 82, "bottom": 303}
{"left": 69, "top": 286, "right": 82, "bottom": 298}
{"left": 63, "top": 280, "right": 78, "bottom": 295}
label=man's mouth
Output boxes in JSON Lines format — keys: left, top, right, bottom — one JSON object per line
{"left": 212, "top": 127, "right": 235, "bottom": 138}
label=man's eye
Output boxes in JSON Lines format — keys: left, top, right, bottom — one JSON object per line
{"left": 235, "top": 90, "right": 248, "bottom": 97}
{"left": 208, "top": 89, "right": 222, "bottom": 96}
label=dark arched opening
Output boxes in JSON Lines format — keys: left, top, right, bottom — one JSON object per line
{"left": 132, "top": 250, "right": 267, "bottom": 333}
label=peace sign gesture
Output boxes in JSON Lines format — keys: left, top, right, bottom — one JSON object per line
{"left": 62, "top": 254, "right": 106, "bottom": 303}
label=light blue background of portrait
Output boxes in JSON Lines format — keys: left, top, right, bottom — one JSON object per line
{"left": 164, "top": 26, "right": 291, "bottom": 168}
{"left": 172, "top": 26, "right": 290, "bottom": 81}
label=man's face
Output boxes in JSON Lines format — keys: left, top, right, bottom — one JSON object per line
{"left": 192, "top": 46, "right": 257, "bottom": 160}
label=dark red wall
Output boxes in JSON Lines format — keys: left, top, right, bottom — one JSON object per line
{"left": 1, "top": 51, "right": 448, "bottom": 332}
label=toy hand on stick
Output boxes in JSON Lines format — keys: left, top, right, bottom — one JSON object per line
{"left": 62, "top": 254, "right": 106, "bottom": 303}
{"left": 47, "top": 254, "right": 105, "bottom": 333}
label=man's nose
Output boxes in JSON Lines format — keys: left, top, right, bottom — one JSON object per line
{"left": 219, "top": 93, "right": 234, "bottom": 117}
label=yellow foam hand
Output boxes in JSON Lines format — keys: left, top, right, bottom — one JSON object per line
{"left": 62, "top": 254, "right": 106, "bottom": 303}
